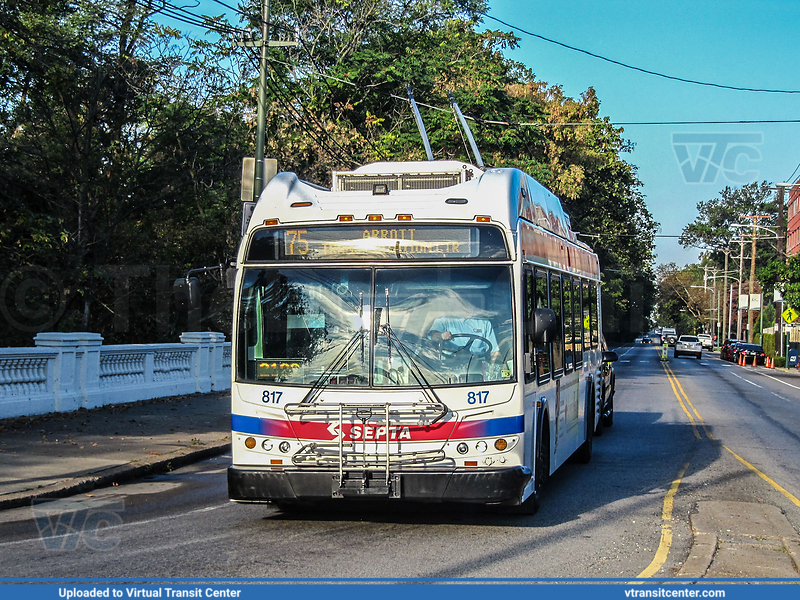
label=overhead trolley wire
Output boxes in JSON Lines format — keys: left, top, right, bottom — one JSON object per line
{"left": 481, "top": 12, "right": 800, "bottom": 94}
{"left": 145, "top": 3, "right": 800, "bottom": 128}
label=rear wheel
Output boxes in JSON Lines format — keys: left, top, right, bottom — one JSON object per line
{"left": 574, "top": 396, "right": 593, "bottom": 464}
{"left": 602, "top": 382, "right": 615, "bottom": 428}
{"left": 593, "top": 385, "right": 604, "bottom": 437}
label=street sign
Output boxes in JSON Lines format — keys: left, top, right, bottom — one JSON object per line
{"left": 782, "top": 307, "right": 799, "bottom": 324}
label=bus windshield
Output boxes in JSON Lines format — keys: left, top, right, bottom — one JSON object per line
{"left": 237, "top": 266, "right": 514, "bottom": 388}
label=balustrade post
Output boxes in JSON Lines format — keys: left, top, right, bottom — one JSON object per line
{"left": 180, "top": 332, "right": 226, "bottom": 393}
{"left": 34, "top": 332, "right": 103, "bottom": 411}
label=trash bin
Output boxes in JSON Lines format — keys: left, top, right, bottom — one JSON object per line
{"left": 788, "top": 349, "right": 798, "bottom": 368}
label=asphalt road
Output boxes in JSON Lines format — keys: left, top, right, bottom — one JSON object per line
{"left": 0, "top": 344, "right": 798, "bottom": 580}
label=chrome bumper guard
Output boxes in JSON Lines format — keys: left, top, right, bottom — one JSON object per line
{"left": 284, "top": 400, "right": 449, "bottom": 498}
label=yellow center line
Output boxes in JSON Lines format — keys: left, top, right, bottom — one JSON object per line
{"left": 665, "top": 364, "right": 715, "bottom": 440}
{"left": 661, "top": 362, "right": 701, "bottom": 439}
{"left": 635, "top": 461, "right": 689, "bottom": 579}
{"left": 723, "top": 445, "right": 800, "bottom": 509}
{"left": 664, "top": 363, "right": 800, "bottom": 515}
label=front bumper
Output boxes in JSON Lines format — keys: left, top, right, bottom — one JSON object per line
{"left": 228, "top": 466, "right": 531, "bottom": 505}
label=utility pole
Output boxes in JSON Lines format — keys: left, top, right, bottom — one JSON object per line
{"left": 234, "top": 0, "right": 297, "bottom": 201}
{"left": 722, "top": 247, "right": 729, "bottom": 343}
{"left": 737, "top": 238, "right": 745, "bottom": 340}
{"left": 742, "top": 214, "right": 770, "bottom": 343}
{"left": 253, "top": 0, "right": 270, "bottom": 201}
{"left": 776, "top": 184, "right": 786, "bottom": 356}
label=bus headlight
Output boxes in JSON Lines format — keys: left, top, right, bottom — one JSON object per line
{"left": 262, "top": 439, "right": 273, "bottom": 451}
{"left": 475, "top": 441, "right": 488, "bottom": 453}
{"left": 279, "top": 441, "right": 291, "bottom": 453}
{"left": 456, "top": 442, "right": 469, "bottom": 455}
{"left": 244, "top": 437, "right": 256, "bottom": 449}
{"left": 494, "top": 438, "right": 508, "bottom": 451}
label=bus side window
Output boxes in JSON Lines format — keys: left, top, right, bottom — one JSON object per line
{"left": 562, "top": 275, "right": 574, "bottom": 373}
{"left": 523, "top": 267, "right": 535, "bottom": 383}
{"left": 589, "top": 283, "right": 599, "bottom": 348}
{"left": 549, "top": 272, "right": 564, "bottom": 376}
{"left": 534, "top": 268, "right": 551, "bottom": 383}
{"left": 573, "top": 278, "right": 583, "bottom": 367}
{"left": 582, "top": 280, "right": 592, "bottom": 352}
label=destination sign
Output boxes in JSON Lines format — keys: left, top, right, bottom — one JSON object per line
{"left": 284, "top": 227, "right": 473, "bottom": 259}
{"left": 246, "top": 225, "right": 508, "bottom": 261}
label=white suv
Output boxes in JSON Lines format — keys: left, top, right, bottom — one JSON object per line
{"left": 697, "top": 334, "right": 713, "bottom": 350}
{"left": 675, "top": 335, "right": 702, "bottom": 359}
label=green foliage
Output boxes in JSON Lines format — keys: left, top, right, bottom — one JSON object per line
{"left": 1, "top": 0, "right": 658, "bottom": 345}
{"left": 0, "top": 0, "right": 247, "bottom": 345}
{"left": 762, "top": 332, "right": 775, "bottom": 357}
{"left": 680, "top": 182, "right": 777, "bottom": 260}
{"left": 655, "top": 263, "right": 707, "bottom": 334}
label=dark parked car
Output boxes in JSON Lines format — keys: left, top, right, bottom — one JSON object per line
{"left": 598, "top": 337, "right": 617, "bottom": 432}
{"left": 728, "top": 341, "right": 747, "bottom": 362}
{"left": 734, "top": 343, "right": 766, "bottom": 366}
{"left": 721, "top": 339, "right": 741, "bottom": 361}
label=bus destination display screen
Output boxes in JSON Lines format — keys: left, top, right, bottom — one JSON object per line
{"left": 246, "top": 225, "right": 508, "bottom": 261}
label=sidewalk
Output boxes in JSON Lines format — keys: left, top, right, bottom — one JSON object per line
{"left": 678, "top": 501, "right": 800, "bottom": 579}
{"left": 0, "top": 392, "right": 231, "bottom": 510}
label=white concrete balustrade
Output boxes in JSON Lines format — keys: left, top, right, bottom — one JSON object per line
{"left": 0, "top": 332, "right": 231, "bottom": 419}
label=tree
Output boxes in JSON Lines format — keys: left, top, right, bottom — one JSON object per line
{"left": 1, "top": 0, "right": 658, "bottom": 345}
{"left": 656, "top": 263, "right": 707, "bottom": 334}
{"left": 680, "top": 181, "right": 778, "bottom": 269}
{"left": 0, "top": 0, "right": 248, "bottom": 345}
{"left": 243, "top": 0, "right": 658, "bottom": 340}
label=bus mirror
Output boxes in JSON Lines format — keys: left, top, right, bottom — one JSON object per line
{"left": 173, "top": 277, "right": 201, "bottom": 312}
{"left": 241, "top": 201, "right": 256, "bottom": 237}
{"left": 534, "top": 308, "right": 557, "bottom": 343}
{"left": 603, "top": 351, "right": 618, "bottom": 363}
{"left": 225, "top": 266, "right": 237, "bottom": 290}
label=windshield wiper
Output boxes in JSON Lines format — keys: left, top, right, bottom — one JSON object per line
{"left": 299, "top": 327, "right": 367, "bottom": 406}
{"left": 380, "top": 324, "right": 449, "bottom": 424}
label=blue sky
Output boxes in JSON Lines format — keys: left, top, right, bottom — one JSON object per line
{"left": 170, "top": 0, "right": 800, "bottom": 268}
{"left": 485, "top": 0, "right": 800, "bottom": 267}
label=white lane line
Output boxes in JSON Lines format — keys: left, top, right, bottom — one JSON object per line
{"left": 772, "top": 392, "right": 788, "bottom": 401}
{"left": 731, "top": 372, "right": 763, "bottom": 388}
{"left": 758, "top": 372, "right": 800, "bottom": 391}
{"left": 621, "top": 360, "right": 631, "bottom": 363}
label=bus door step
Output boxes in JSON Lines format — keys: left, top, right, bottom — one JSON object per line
{"left": 332, "top": 473, "right": 401, "bottom": 498}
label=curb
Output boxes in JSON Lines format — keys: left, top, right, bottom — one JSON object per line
{"left": 0, "top": 440, "right": 231, "bottom": 511}
{"left": 678, "top": 501, "right": 800, "bottom": 579}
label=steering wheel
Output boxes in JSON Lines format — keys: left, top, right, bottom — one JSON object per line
{"left": 438, "top": 333, "right": 493, "bottom": 357}
{"left": 376, "top": 367, "right": 401, "bottom": 384}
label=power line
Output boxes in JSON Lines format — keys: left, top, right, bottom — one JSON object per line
{"left": 482, "top": 13, "right": 800, "bottom": 94}
{"left": 785, "top": 161, "right": 800, "bottom": 184}
{"left": 147, "top": 4, "right": 800, "bottom": 128}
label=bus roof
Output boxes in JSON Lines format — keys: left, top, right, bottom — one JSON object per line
{"left": 249, "top": 161, "right": 579, "bottom": 245}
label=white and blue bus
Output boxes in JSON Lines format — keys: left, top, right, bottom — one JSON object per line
{"left": 228, "top": 160, "right": 617, "bottom": 513}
